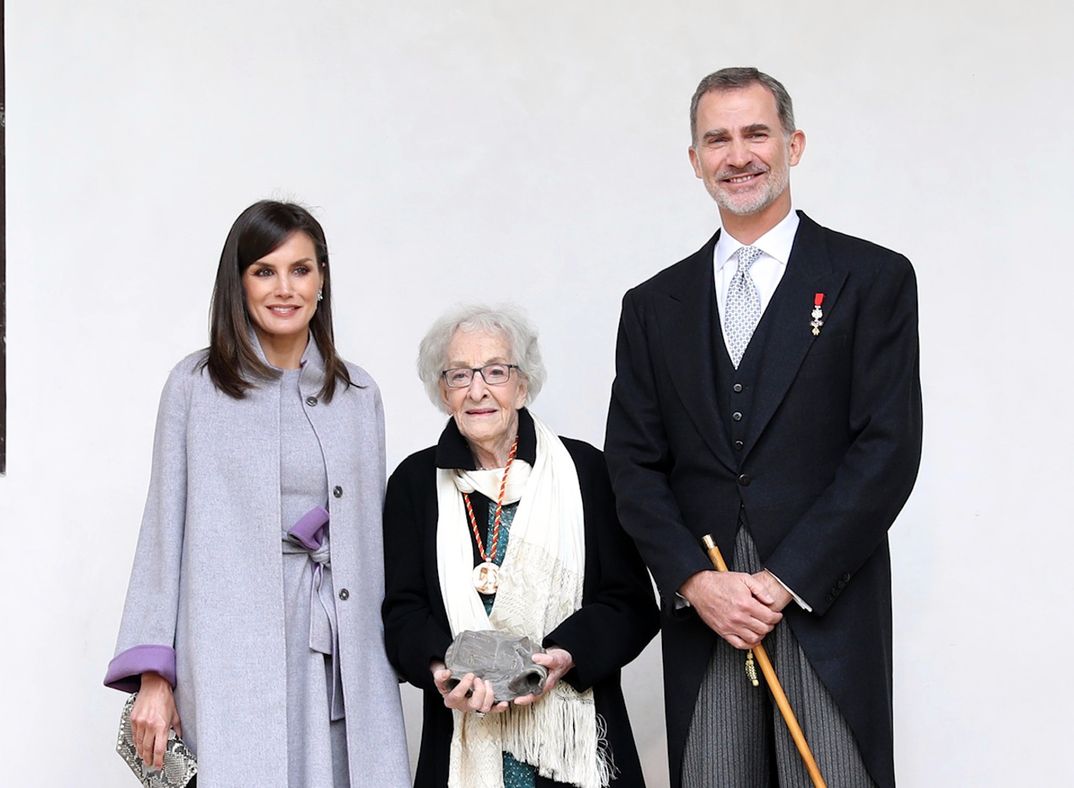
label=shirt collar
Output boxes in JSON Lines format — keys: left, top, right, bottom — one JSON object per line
{"left": 714, "top": 207, "right": 801, "bottom": 271}
{"left": 435, "top": 407, "right": 537, "bottom": 470}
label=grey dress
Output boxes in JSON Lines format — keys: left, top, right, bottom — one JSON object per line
{"left": 279, "top": 367, "right": 349, "bottom": 786}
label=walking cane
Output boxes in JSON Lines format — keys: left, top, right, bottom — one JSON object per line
{"left": 701, "top": 534, "right": 826, "bottom": 788}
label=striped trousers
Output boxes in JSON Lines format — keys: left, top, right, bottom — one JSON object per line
{"left": 681, "top": 524, "right": 876, "bottom": 787}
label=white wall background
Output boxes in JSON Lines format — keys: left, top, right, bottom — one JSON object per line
{"left": 2, "top": 1, "right": 1072, "bottom": 784}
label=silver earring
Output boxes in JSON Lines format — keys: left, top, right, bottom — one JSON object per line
{"left": 317, "top": 290, "right": 324, "bottom": 302}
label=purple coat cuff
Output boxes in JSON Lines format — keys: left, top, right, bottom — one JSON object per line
{"left": 288, "top": 506, "right": 330, "bottom": 550}
{"left": 104, "top": 645, "right": 177, "bottom": 693}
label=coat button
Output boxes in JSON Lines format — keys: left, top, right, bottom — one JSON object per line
{"left": 734, "top": 440, "right": 744, "bottom": 451}
{"left": 737, "top": 473, "right": 751, "bottom": 486}
{"left": 306, "top": 396, "right": 318, "bottom": 407}
{"left": 333, "top": 486, "right": 343, "bottom": 498}
{"left": 733, "top": 383, "right": 743, "bottom": 393}
{"left": 732, "top": 411, "right": 743, "bottom": 422}
{"left": 338, "top": 588, "right": 350, "bottom": 601}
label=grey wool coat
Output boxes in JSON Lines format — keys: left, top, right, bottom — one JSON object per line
{"left": 106, "top": 342, "right": 411, "bottom": 787}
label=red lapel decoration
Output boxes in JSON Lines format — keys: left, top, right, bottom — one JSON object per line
{"left": 811, "top": 293, "right": 825, "bottom": 336}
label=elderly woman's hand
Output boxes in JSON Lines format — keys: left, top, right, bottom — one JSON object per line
{"left": 131, "top": 672, "right": 182, "bottom": 769}
{"left": 512, "top": 647, "right": 574, "bottom": 706}
{"left": 431, "top": 661, "right": 510, "bottom": 716}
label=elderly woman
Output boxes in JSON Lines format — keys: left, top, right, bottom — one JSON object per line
{"left": 382, "top": 305, "right": 658, "bottom": 788}
{"left": 104, "top": 201, "right": 410, "bottom": 786}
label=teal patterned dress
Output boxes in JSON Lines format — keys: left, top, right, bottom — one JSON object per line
{"left": 478, "top": 500, "right": 537, "bottom": 788}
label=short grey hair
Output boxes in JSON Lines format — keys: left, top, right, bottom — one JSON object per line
{"left": 689, "top": 66, "right": 796, "bottom": 145}
{"left": 417, "top": 304, "right": 547, "bottom": 413}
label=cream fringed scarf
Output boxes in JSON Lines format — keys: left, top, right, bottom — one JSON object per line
{"left": 435, "top": 415, "right": 613, "bottom": 788}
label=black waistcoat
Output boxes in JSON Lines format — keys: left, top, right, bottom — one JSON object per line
{"left": 711, "top": 295, "right": 777, "bottom": 469}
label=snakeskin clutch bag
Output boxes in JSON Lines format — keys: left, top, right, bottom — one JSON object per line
{"left": 116, "top": 693, "right": 197, "bottom": 788}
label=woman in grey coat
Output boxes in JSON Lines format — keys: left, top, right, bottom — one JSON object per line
{"left": 104, "top": 201, "right": 410, "bottom": 787}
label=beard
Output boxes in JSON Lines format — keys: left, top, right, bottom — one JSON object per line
{"left": 707, "top": 160, "right": 790, "bottom": 216}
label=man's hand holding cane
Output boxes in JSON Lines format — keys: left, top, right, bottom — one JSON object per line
{"left": 679, "top": 569, "right": 784, "bottom": 650}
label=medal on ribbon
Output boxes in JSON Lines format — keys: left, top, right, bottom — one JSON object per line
{"left": 810, "top": 292, "right": 825, "bottom": 336}
{"left": 462, "top": 435, "right": 519, "bottom": 594}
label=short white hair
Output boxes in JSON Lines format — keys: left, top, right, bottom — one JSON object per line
{"left": 417, "top": 304, "right": 546, "bottom": 413}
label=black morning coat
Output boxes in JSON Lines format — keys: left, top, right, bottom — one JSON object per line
{"left": 382, "top": 408, "right": 660, "bottom": 788}
{"left": 604, "top": 212, "right": 923, "bottom": 788}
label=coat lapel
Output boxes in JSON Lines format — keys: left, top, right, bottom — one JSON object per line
{"left": 741, "top": 213, "right": 847, "bottom": 458}
{"left": 657, "top": 232, "right": 738, "bottom": 473}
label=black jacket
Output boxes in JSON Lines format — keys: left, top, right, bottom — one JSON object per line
{"left": 383, "top": 409, "right": 659, "bottom": 787}
{"left": 605, "top": 213, "right": 922, "bottom": 788}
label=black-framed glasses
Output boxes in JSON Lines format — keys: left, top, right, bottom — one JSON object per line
{"left": 441, "top": 363, "right": 520, "bottom": 388}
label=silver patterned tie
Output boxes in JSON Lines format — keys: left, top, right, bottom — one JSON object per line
{"left": 724, "top": 245, "right": 763, "bottom": 368}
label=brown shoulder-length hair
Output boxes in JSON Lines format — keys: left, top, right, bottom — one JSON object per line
{"left": 204, "top": 200, "right": 352, "bottom": 401}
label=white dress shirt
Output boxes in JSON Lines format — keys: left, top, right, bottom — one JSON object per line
{"left": 713, "top": 207, "right": 800, "bottom": 359}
